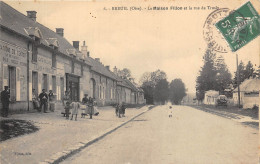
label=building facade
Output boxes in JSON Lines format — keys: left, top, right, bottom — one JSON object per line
{"left": 0, "top": 2, "right": 144, "bottom": 113}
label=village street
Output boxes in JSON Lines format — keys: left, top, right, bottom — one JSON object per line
{"left": 62, "top": 105, "right": 258, "bottom": 164}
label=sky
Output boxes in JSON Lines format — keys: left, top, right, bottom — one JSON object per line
{"left": 6, "top": 0, "right": 260, "bottom": 93}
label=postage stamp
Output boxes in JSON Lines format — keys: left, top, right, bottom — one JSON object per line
{"left": 203, "top": 8, "right": 231, "bottom": 53}
{"left": 215, "top": 1, "right": 260, "bottom": 52}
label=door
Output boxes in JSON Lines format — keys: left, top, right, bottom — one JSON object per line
{"left": 32, "top": 71, "right": 38, "bottom": 94}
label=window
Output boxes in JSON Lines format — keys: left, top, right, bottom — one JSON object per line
{"left": 103, "top": 86, "right": 105, "bottom": 99}
{"left": 52, "top": 53, "right": 56, "bottom": 68}
{"left": 99, "top": 85, "right": 102, "bottom": 99}
{"left": 42, "top": 74, "right": 48, "bottom": 91}
{"left": 32, "top": 42, "right": 38, "bottom": 62}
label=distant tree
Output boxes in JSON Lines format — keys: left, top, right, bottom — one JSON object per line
{"left": 215, "top": 55, "right": 232, "bottom": 93}
{"left": 153, "top": 79, "right": 169, "bottom": 104}
{"left": 140, "top": 70, "right": 168, "bottom": 104}
{"left": 196, "top": 49, "right": 217, "bottom": 101}
{"left": 169, "top": 79, "right": 187, "bottom": 105}
{"left": 142, "top": 82, "right": 154, "bottom": 104}
{"left": 139, "top": 72, "right": 151, "bottom": 84}
{"left": 233, "top": 61, "right": 255, "bottom": 89}
{"left": 118, "top": 68, "right": 132, "bottom": 79}
{"left": 244, "top": 61, "right": 254, "bottom": 79}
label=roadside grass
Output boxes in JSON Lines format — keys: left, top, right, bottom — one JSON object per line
{"left": 0, "top": 119, "right": 39, "bottom": 142}
{"left": 192, "top": 104, "right": 258, "bottom": 119}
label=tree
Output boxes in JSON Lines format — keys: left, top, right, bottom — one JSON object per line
{"left": 118, "top": 68, "right": 132, "bottom": 79}
{"left": 244, "top": 61, "right": 254, "bottom": 79}
{"left": 140, "top": 70, "right": 168, "bottom": 104}
{"left": 153, "top": 79, "right": 169, "bottom": 104}
{"left": 233, "top": 61, "right": 255, "bottom": 89}
{"left": 196, "top": 49, "right": 217, "bottom": 101}
{"left": 215, "top": 55, "right": 232, "bottom": 93}
{"left": 169, "top": 79, "right": 187, "bottom": 105}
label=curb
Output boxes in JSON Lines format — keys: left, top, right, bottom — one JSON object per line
{"left": 40, "top": 106, "right": 154, "bottom": 164}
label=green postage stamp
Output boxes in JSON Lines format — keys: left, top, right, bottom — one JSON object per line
{"left": 216, "top": 1, "right": 260, "bottom": 52}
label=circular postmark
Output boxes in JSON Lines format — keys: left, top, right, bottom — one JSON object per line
{"left": 203, "top": 8, "right": 231, "bottom": 53}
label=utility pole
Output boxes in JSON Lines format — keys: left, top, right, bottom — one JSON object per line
{"left": 236, "top": 54, "right": 241, "bottom": 108}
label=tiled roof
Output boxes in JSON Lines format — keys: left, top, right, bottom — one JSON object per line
{"left": 0, "top": 2, "right": 91, "bottom": 66}
{"left": 116, "top": 77, "right": 133, "bottom": 89}
{"left": 124, "top": 79, "right": 139, "bottom": 92}
{"left": 88, "top": 57, "right": 118, "bottom": 80}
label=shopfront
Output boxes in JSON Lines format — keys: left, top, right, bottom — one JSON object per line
{"left": 66, "top": 73, "right": 80, "bottom": 101}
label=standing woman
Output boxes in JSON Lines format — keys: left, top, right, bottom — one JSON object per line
{"left": 61, "top": 91, "right": 70, "bottom": 116}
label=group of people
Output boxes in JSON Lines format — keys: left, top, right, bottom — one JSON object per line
{"left": 62, "top": 93, "right": 99, "bottom": 121}
{"left": 115, "top": 102, "right": 126, "bottom": 118}
{"left": 32, "top": 89, "right": 55, "bottom": 113}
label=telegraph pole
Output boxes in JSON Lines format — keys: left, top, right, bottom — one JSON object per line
{"left": 236, "top": 54, "right": 241, "bottom": 108}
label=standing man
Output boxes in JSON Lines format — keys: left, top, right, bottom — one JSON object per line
{"left": 39, "top": 89, "right": 48, "bottom": 113}
{"left": 82, "top": 94, "right": 89, "bottom": 105}
{"left": 1, "top": 86, "right": 10, "bottom": 117}
{"left": 48, "top": 90, "right": 54, "bottom": 112}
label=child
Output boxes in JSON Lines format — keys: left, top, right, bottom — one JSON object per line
{"left": 81, "top": 105, "right": 86, "bottom": 118}
{"left": 64, "top": 101, "right": 71, "bottom": 119}
{"left": 71, "top": 101, "right": 80, "bottom": 121}
{"left": 168, "top": 106, "right": 173, "bottom": 118}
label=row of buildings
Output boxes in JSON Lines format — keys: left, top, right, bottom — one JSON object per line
{"left": 0, "top": 2, "right": 145, "bottom": 112}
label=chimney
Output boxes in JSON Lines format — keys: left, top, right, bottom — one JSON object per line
{"left": 72, "top": 41, "right": 79, "bottom": 51}
{"left": 81, "top": 41, "right": 88, "bottom": 58}
{"left": 56, "top": 28, "right": 64, "bottom": 37}
{"left": 113, "top": 66, "right": 117, "bottom": 74}
{"left": 87, "top": 51, "right": 90, "bottom": 57}
{"left": 27, "top": 11, "right": 37, "bottom": 21}
{"left": 105, "top": 65, "right": 110, "bottom": 70}
{"left": 95, "top": 58, "right": 100, "bottom": 62}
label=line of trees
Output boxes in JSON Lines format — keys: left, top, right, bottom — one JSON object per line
{"left": 196, "top": 48, "right": 257, "bottom": 102}
{"left": 139, "top": 70, "right": 187, "bottom": 105}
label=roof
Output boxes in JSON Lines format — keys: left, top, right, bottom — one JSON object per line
{"left": 116, "top": 77, "right": 133, "bottom": 89}
{"left": 233, "top": 78, "right": 260, "bottom": 92}
{"left": 88, "top": 57, "right": 118, "bottom": 80}
{"left": 0, "top": 2, "right": 91, "bottom": 66}
{"left": 204, "top": 90, "right": 219, "bottom": 97}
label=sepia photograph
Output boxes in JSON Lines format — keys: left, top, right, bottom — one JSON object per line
{"left": 0, "top": 0, "right": 259, "bottom": 163}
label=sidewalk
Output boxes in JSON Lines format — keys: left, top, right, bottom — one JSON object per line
{"left": 191, "top": 105, "right": 259, "bottom": 129}
{"left": 0, "top": 104, "right": 149, "bottom": 164}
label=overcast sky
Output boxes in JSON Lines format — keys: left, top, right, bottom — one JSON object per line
{"left": 6, "top": 0, "right": 260, "bottom": 93}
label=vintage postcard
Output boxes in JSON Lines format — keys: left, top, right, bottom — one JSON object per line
{"left": 0, "top": 0, "right": 259, "bottom": 163}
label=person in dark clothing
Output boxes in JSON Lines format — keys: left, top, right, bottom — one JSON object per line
{"left": 82, "top": 94, "right": 89, "bottom": 104}
{"left": 88, "top": 97, "right": 94, "bottom": 119}
{"left": 39, "top": 89, "right": 48, "bottom": 113}
{"left": 48, "top": 90, "right": 55, "bottom": 112}
{"left": 121, "top": 102, "right": 126, "bottom": 117}
{"left": 81, "top": 94, "right": 89, "bottom": 118}
{"left": 1, "top": 86, "right": 10, "bottom": 117}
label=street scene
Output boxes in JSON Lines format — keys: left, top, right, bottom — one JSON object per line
{"left": 0, "top": 0, "right": 260, "bottom": 164}
{"left": 62, "top": 105, "right": 258, "bottom": 164}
